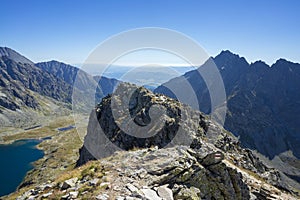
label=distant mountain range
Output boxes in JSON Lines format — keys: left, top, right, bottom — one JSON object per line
{"left": 36, "top": 61, "right": 120, "bottom": 102}
{"left": 0, "top": 47, "right": 119, "bottom": 127}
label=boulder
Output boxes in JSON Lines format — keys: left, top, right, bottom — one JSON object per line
{"left": 157, "top": 185, "right": 173, "bottom": 200}
{"left": 60, "top": 177, "right": 78, "bottom": 190}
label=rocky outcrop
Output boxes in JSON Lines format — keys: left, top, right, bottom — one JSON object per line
{"left": 74, "top": 82, "right": 298, "bottom": 199}
{"left": 77, "top": 82, "right": 208, "bottom": 165}
{"left": 16, "top": 146, "right": 298, "bottom": 200}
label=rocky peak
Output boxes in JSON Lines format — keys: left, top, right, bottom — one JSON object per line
{"left": 271, "top": 58, "right": 300, "bottom": 76}
{"left": 73, "top": 82, "right": 298, "bottom": 199}
{"left": 273, "top": 58, "right": 291, "bottom": 66}
{"left": 77, "top": 82, "right": 207, "bottom": 165}
{"left": 155, "top": 51, "right": 300, "bottom": 185}
{"left": 214, "top": 50, "right": 249, "bottom": 69}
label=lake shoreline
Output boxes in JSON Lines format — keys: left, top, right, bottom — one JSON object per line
{"left": 1, "top": 114, "right": 87, "bottom": 199}
{"left": 0, "top": 139, "right": 45, "bottom": 197}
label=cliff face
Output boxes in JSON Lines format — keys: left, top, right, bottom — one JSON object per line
{"left": 72, "top": 83, "right": 298, "bottom": 199}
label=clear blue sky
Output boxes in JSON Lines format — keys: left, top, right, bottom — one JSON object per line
{"left": 1, "top": 0, "right": 299, "bottom": 65}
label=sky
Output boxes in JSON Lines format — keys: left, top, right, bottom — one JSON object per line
{"left": 1, "top": 0, "right": 299, "bottom": 66}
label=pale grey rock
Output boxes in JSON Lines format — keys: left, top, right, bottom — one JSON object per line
{"left": 42, "top": 192, "right": 53, "bottom": 198}
{"left": 126, "top": 183, "right": 139, "bottom": 193}
{"left": 69, "top": 191, "right": 79, "bottom": 198}
{"left": 96, "top": 193, "right": 109, "bottom": 200}
{"left": 99, "top": 182, "right": 110, "bottom": 189}
{"left": 38, "top": 183, "right": 53, "bottom": 191}
{"left": 141, "top": 188, "right": 161, "bottom": 200}
{"left": 125, "top": 197, "right": 142, "bottom": 200}
{"left": 61, "top": 194, "right": 69, "bottom": 199}
{"left": 60, "top": 177, "right": 78, "bottom": 190}
{"left": 157, "top": 185, "right": 173, "bottom": 200}
{"left": 27, "top": 196, "right": 36, "bottom": 200}
{"left": 135, "top": 168, "right": 148, "bottom": 178}
{"left": 89, "top": 178, "right": 100, "bottom": 186}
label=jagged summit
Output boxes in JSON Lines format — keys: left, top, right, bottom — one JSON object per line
{"left": 251, "top": 60, "right": 269, "bottom": 66}
{"left": 217, "top": 50, "right": 238, "bottom": 57}
{"left": 215, "top": 50, "right": 249, "bottom": 66}
{"left": 273, "top": 58, "right": 292, "bottom": 65}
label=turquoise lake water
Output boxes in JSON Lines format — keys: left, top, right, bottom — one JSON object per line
{"left": 0, "top": 139, "right": 44, "bottom": 197}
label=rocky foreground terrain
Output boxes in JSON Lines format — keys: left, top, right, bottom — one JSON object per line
{"left": 15, "top": 146, "right": 297, "bottom": 200}
{"left": 11, "top": 83, "right": 299, "bottom": 200}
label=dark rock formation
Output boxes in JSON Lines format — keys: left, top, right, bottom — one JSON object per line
{"left": 77, "top": 82, "right": 207, "bottom": 165}
{"left": 154, "top": 50, "right": 300, "bottom": 183}
{"left": 155, "top": 51, "right": 300, "bottom": 160}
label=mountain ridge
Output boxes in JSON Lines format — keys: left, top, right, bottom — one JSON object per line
{"left": 155, "top": 50, "right": 300, "bottom": 184}
{"left": 0, "top": 47, "right": 119, "bottom": 127}
{"left": 0, "top": 47, "right": 34, "bottom": 65}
